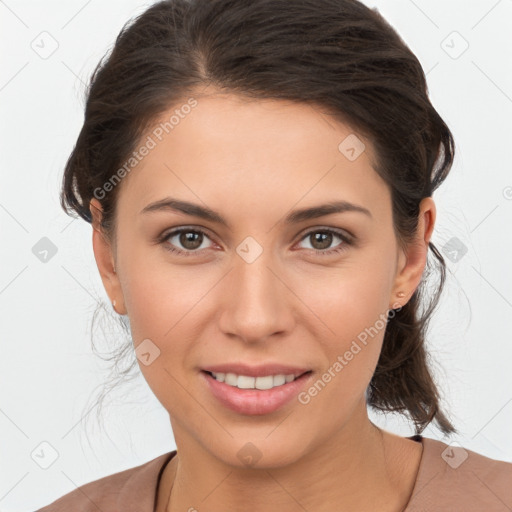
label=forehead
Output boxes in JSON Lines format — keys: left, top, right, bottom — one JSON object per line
{"left": 115, "top": 91, "right": 391, "bottom": 223}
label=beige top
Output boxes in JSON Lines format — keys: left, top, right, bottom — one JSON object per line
{"left": 36, "top": 435, "right": 512, "bottom": 511}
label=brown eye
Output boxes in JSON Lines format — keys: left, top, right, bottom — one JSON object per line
{"left": 160, "top": 228, "right": 214, "bottom": 256}
{"left": 297, "top": 228, "right": 353, "bottom": 256}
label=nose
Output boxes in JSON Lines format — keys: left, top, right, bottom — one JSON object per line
{"left": 218, "top": 247, "right": 295, "bottom": 344}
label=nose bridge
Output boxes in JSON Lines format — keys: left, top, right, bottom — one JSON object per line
{"left": 234, "top": 236, "right": 280, "bottom": 310}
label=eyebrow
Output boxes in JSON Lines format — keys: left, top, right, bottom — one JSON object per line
{"left": 140, "top": 197, "right": 372, "bottom": 228}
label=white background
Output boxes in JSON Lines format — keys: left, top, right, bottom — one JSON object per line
{"left": 1, "top": 0, "right": 511, "bottom": 510}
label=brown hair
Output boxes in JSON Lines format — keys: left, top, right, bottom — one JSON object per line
{"left": 62, "top": 0, "right": 456, "bottom": 435}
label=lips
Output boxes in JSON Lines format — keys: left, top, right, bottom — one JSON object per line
{"left": 201, "top": 369, "right": 314, "bottom": 415}
{"left": 201, "top": 362, "right": 311, "bottom": 378}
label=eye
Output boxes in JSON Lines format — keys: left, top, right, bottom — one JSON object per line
{"left": 158, "top": 227, "right": 215, "bottom": 256}
{"left": 296, "top": 228, "right": 353, "bottom": 256}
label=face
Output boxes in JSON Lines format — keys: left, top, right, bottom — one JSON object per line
{"left": 91, "top": 88, "right": 434, "bottom": 468}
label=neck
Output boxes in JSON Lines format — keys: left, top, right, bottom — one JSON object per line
{"left": 157, "top": 404, "right": 422, "bottom": 512}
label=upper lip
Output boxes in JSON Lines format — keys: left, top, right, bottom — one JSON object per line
{"left": 202, "top": 363, "right": 312, "bottom": 378}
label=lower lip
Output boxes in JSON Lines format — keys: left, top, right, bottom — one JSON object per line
{"left": 201, "top": 370, "right": 313, "bottom": 415}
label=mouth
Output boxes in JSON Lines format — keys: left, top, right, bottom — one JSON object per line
{"left": 200, "top": 369, "right": 314, "bottom": 415}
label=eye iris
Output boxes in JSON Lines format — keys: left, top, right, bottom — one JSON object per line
{"left": 181, "top": 231, "right": 202, "bottom": 250}
{"left": 311, "top": 232, "right": 332, "bottom": 250}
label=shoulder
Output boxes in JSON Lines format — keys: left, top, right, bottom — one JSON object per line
{"left": 407, "top": 436, "right": 512, "bottom": 511}
{"left": 35, "top": 451, "right": 176, "bottom": 512}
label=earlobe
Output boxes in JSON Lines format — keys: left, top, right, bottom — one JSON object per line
{"left": 90, "top": 198, "right": 126, "bottom": 315}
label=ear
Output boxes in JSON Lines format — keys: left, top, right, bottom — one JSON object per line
{"left": 389, "top": 197, "right": 436, "bottom": 309}
{"left": 90, "top": 198, "right": 126, "bottom": 315}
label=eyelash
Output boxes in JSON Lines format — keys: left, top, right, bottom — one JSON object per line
{"left": 157, "top": 226, "right": 354, "bottom": 257}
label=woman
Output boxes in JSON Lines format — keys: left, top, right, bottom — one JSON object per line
{"left": 37, "top": 0, "right": 512, "bottom": 510}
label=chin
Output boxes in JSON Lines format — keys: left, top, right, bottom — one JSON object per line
{"left": 203, "top": 434, "right": 309, "bottom": 470}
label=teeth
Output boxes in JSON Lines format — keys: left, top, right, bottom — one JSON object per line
{"left": 211, "top": 372, "right": 299, "bottom": 389}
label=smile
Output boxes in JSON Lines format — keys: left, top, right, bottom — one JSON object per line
{"left": 208, "top": 371, "right": 304, "bottom": 390}
{"left": 201, "top": 370, "right": 314, "bottom": 415}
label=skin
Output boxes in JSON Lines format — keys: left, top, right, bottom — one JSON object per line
{"left": 90, "top": 87, "right": 433, "bottom": 512}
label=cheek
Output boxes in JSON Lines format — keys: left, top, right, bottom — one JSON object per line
{"left": 292, "top": 270, "right": 389, "bottom": 405}
{"left": 120, "top": 264, "right": 204, "bottom": 412}
{"left": 119, "top": 257, "right": 217, "bottom": 382}
{"left": 292, "top": 261, "right": 391, "bottom": 343}
{"left": 121, "top": 250, "right": 206, "bottom": 338}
